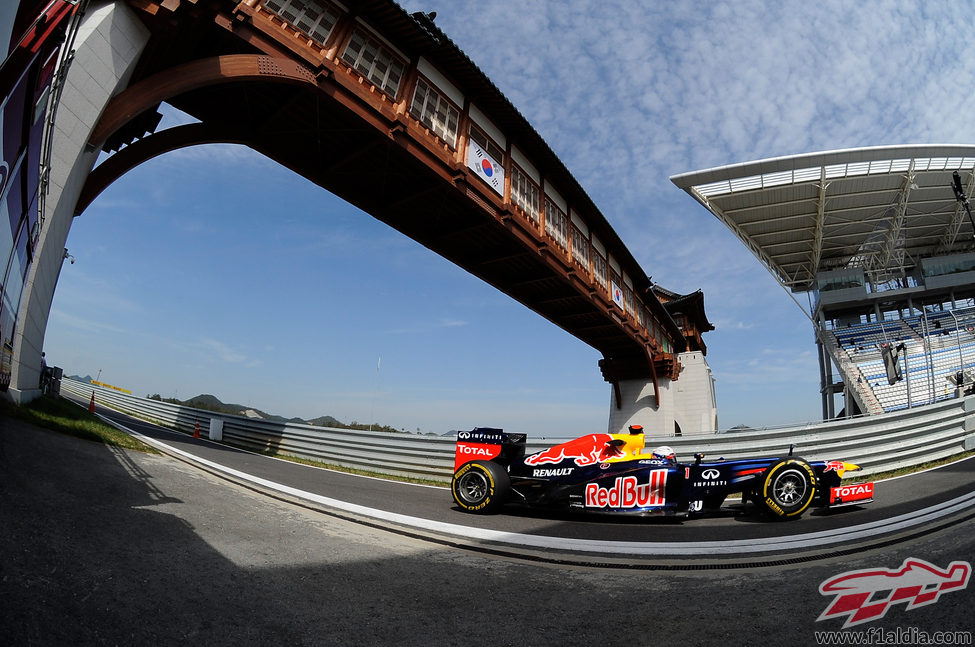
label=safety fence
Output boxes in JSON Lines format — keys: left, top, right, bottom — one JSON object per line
{"left": 61, "top": 378, "right": 975, "bottom": 482}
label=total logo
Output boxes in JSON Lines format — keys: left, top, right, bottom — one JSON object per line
{"left": 829, "top": 482, "right": 874, "bottom": 504}
{"left": 454, "top": 442, "right": 502, "bottom": 470}
{"left": 457, "top": 444, "right": 495, "bottom": 458}
{"left": 585, "top": 471, "right": 667, "bottom": 509}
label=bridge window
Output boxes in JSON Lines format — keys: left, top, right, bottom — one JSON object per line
{"left": 543, "top": 197, "right": 568, "bottom": 249}
{"left": 570, "top": 223, "right": 590, "bottom": 270}
{"left": 510, "top": 166, "right": 540, "bottom": 223}
{"left": 592, "top": 250, "right": 608, "bottom": 290}
{"left": 624, "top": 286, "right": 637, "bottom": 320}
{"left": 264, "top": 0, "right": 341, "bottom": 45}
{"left": 410, "top": 78, "right": 460, "bottom": 148}
{"left": 469, "top": 126, "right": 504, "bottom": 163}
{"left": 342, "top": 27, "right": 407, "bottom": 97}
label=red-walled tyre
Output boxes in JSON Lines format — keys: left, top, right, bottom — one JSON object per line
{"left": 451, "top": 460, "right": 510, "bottom": 513}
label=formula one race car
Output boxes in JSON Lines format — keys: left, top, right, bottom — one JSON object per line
{"left": 450, "top": 427, "right": 874, "bottom": 520}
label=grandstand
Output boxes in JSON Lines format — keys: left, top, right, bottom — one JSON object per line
{"left": 671, "top": 145, "right": 975, "bottom": 421}
{"left": 825, "top": 301, "right": 975, "bottom": 415}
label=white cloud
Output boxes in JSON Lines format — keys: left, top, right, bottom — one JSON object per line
{"left": 407, "top": 1, "right": 973, "bottom": 205}
{"left": 198, "top": 338, "right": 250, "bottom": 364}
{"left": 380, "top": 317, "right": 469, "bottom": 335}
{"left": 48, "top": 309, "right": 131, "bottom": 335}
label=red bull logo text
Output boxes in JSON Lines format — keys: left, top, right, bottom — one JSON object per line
{"left": 525, "top": 434, "right": 614, "bottom": 467}
{"left": 585, "top": 471, "right": 667, "bottom": 509}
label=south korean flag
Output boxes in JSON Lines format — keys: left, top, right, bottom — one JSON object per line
{"left": 611, "top": 281, "right": 625, "bottom": 313}
{"left": 467, "top": 140, "right": 504, "bottom": 197}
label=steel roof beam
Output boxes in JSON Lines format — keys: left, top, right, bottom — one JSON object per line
{"left": 872, "top": 161, "right": 916, "bottom": 275}
{"left": 935, "top": 171, "right": 975, "bottom": 254}
{"left": 810, "top": 167, "right": 828, "bottom": 276}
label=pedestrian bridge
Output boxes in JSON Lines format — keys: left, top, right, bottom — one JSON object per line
{"left": 14, "top": 0, "right": 713, "bottom": 434}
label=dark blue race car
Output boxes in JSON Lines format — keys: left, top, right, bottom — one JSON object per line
{"left": 451, "top": 427, "right": 874, "bottom": 520}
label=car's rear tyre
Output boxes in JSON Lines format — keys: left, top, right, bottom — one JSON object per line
{"left": 758, "top": 458, "right": 816, "bottom": 519}
{"left": 451, "top": 460, "right": 510, "bottom": 513}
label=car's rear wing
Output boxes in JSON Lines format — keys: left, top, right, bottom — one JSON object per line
{"left": 453, "top": 427, "right": 526, "bottom": 471}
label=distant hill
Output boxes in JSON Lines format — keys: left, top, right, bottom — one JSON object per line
{"left": 174, "top": 393, "right": 402, "bottom": 432}
{"left": 306, "top": 415, "right": 343, "bottom": 427}
{"left": 183, "top": 394, "right": 223, "bottom": 409}
{"left": 148, "top": 392, "right": 365, "bottom": 429}
{"left": 67, "top": 379, "right": 399, "bottom": 432}
{"left": 182, "top": 394, "right": 305, "bottom": 424}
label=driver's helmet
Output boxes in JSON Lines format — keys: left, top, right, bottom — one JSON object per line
{"left": 651, "top": 445, "right": 676, "bottom": 462}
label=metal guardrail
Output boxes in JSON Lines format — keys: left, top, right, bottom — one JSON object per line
{"left": 61, "top": 378, "right": 975, "bottom": 482}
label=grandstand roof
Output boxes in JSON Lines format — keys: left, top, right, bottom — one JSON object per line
{"left": 670, "top": 145, "right": 975, "bottom": 293}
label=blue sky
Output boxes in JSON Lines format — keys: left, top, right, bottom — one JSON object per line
{"left": 43, "top": 1, "right": 975, "bottom": 436}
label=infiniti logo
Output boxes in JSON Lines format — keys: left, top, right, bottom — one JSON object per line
{"left": 701, "top": 468, "right": 721, "bottom": 480}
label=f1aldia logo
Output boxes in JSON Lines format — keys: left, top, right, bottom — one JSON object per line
{"left": 817, "top": 557, "right": 971, "bottom": 628}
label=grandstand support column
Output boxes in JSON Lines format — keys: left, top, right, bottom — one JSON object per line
{"left": 817, "top": 336, "right": 835, "bottom": 420}
{"left": 8, "top": 3, "right": 149, "bottom": 403}
{"left": 904, "top": 350, "right": 912, "bottom": 408}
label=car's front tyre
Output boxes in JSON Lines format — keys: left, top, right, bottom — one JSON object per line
{"left": 451, "top": 460, "right": 510, "bottom": 513}
{"left": 758, "top": 458, "right": 817, "bottom": 519}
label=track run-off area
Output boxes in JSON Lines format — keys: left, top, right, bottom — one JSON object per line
{"left": 2, "top": 396, "right": 973, "bottom": 645}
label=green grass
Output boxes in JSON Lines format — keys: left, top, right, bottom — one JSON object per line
{"left": 0, "top": 395, "right": 158, "bottom": 454}
{"left": 846, "top": 450, "right": 975, "bottom": 483}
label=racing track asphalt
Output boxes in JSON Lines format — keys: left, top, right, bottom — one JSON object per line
{"left": 6, "top": 412, "right": 973, "bottom": 646}
{"left": 67, "top": 392, "right": 975, "bottom": 567}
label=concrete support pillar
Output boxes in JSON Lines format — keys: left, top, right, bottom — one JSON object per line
{"left": 607, "top": 378, "right": 674, "bottom": 436}
{"left": 606, "top": 352, "right": 717, "bottom": 436}
{"left": 9, "top": 2, "right": 149, "bottom": 402}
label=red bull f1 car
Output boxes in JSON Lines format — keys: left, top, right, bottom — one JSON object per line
{"left": 451, "top": 427, "right": 874, "bottom": 520}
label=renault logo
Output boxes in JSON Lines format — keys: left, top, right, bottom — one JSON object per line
{"left": 701, "top": 468, "right": 721, "bottom": 480}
